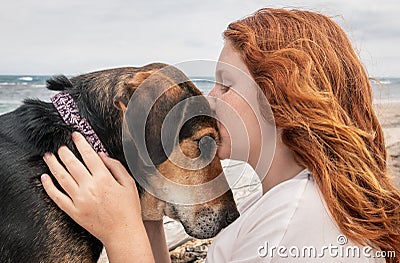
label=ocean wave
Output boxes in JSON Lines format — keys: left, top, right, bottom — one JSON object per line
{"left": 0, "top": 82, "right": 43, "bottom": 86}
{"left": 18, "top": 76, "right": 33, "bottom": 81}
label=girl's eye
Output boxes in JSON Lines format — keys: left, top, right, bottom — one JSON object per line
{"left": 220, "top": 83, "right": 231, "bottom": 93}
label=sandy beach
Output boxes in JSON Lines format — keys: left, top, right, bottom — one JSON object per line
{"left": 98, "top": 102, "right": 400, "bottom": 263}
{"left": 374, "top": 102, "right": 400, "bottom": 187}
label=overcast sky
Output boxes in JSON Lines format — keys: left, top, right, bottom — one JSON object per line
{"left": 1, "top": 0, "right": 399, "bottom": 77}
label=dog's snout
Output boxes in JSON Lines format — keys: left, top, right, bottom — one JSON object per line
{"left": 224, "top": 205, "right": 240, "bottom": 226}
{"left": 227, "top": 206, "right": 240, "bottom": 224}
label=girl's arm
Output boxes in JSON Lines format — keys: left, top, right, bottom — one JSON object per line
{"left": 144, "top": 220, "right": 171, "bottom": 263}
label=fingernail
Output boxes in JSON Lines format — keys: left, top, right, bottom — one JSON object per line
{"left": 41, "top": 174, "right": 47, "bottom": 182}
{"left": 72, "top": 132, "right": 80, "bottom": 139}
{"left": 43, "top": 152, "right": 51, "bottom": 160}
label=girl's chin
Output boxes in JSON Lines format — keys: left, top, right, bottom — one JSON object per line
{"left": 216, "top": 147, "right": 230, "bottom": 160}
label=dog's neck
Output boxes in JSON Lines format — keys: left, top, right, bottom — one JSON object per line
{"left": 51, "top": 92, "right": 109, "bottom": 155}
{"left": 4, "top": 96, "right": 124, "bottom": 163}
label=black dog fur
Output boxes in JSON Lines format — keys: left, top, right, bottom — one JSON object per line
{"left": 0, "top": 63, "right": 215, "bottom": 262}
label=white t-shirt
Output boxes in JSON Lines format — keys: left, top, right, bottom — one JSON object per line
{"left": 206, "top": 169, "right": 385, "bottom": 262}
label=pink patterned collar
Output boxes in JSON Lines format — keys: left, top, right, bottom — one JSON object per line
{"left": 51, "top": 92, "right": 109, "bottom": 155}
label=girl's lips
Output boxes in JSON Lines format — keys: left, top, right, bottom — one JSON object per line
{"left": 216, "top": 120, "right": 221, "bottom": 128}
{"left": 216, "top": 120, "right": 225, "bottom": 132}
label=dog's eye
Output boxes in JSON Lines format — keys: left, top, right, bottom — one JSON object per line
{"left": 194, "top": 135, "right": 217, "bottom": 159}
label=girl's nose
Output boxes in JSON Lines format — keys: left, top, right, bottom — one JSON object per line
{"left": 207, "top": 85, "right": 218, "bottom": 111}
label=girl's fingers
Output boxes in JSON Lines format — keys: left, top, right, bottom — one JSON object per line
{"left": 57, "top": 145, "right": 92, "bottom": 183}
{"left": 99, "top": 153, "right": 134, "bottom": 187}
{"left": 41, "top": 174, "right": 76, "bottom": 214}
{"left": 43, "top": 152, "right": 79, "bottom": 197}
{"left": 71, "top": 132, "right": 108, "bottom": 176}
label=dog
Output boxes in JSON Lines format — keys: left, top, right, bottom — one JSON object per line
{"left": 0, "top": 63, "right": 239, "bottom": 262}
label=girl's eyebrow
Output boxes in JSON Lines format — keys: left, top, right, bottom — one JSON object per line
{"left": 215, "top": 68, "right": 232, "bottom": 80}
{"left": 215, "top": 69, "right": 223, "bottom": 80}
{"left": 215, "top": 64, "right": 231, "bottom": 76}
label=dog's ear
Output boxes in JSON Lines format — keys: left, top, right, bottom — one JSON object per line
{"left": 114, "top": 70, "right": 156, "bottom": 111}
{"left": 46, "top": 75, "right": 73, "bottom": 91}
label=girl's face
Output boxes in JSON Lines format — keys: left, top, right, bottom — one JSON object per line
{"left": 208, "top": 42, "right": 275, "bottom": 169}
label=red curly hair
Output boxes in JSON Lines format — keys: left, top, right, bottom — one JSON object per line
{"left": 224, "top": 8, "right": 400, "bottom": 262}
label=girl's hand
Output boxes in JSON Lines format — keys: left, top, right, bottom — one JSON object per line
{"left": 41, "top": 132, "right": 145, "bottom": 247}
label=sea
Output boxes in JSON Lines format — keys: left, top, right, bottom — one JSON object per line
{"left": 0, "top": 75, "right": 399, "bottom": 115}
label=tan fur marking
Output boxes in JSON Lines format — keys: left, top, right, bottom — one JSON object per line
{"left": 191, "top": 127, "right": 219, "bottom": 141}
{"left": 128, "top": 70, "right": 156, "bottom": 87}
{"left": 140, "top": 192, "right": 166, "bottom": 220}
{"left": 157, "top": 154, "right": 222, "bottom": 186}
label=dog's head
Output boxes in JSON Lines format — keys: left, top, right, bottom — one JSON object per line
{"left": 114, "top": 64, "right": 239, "bottom": 239}
{"left": 49, "top": 63, "right": 239, "bottom": 239}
